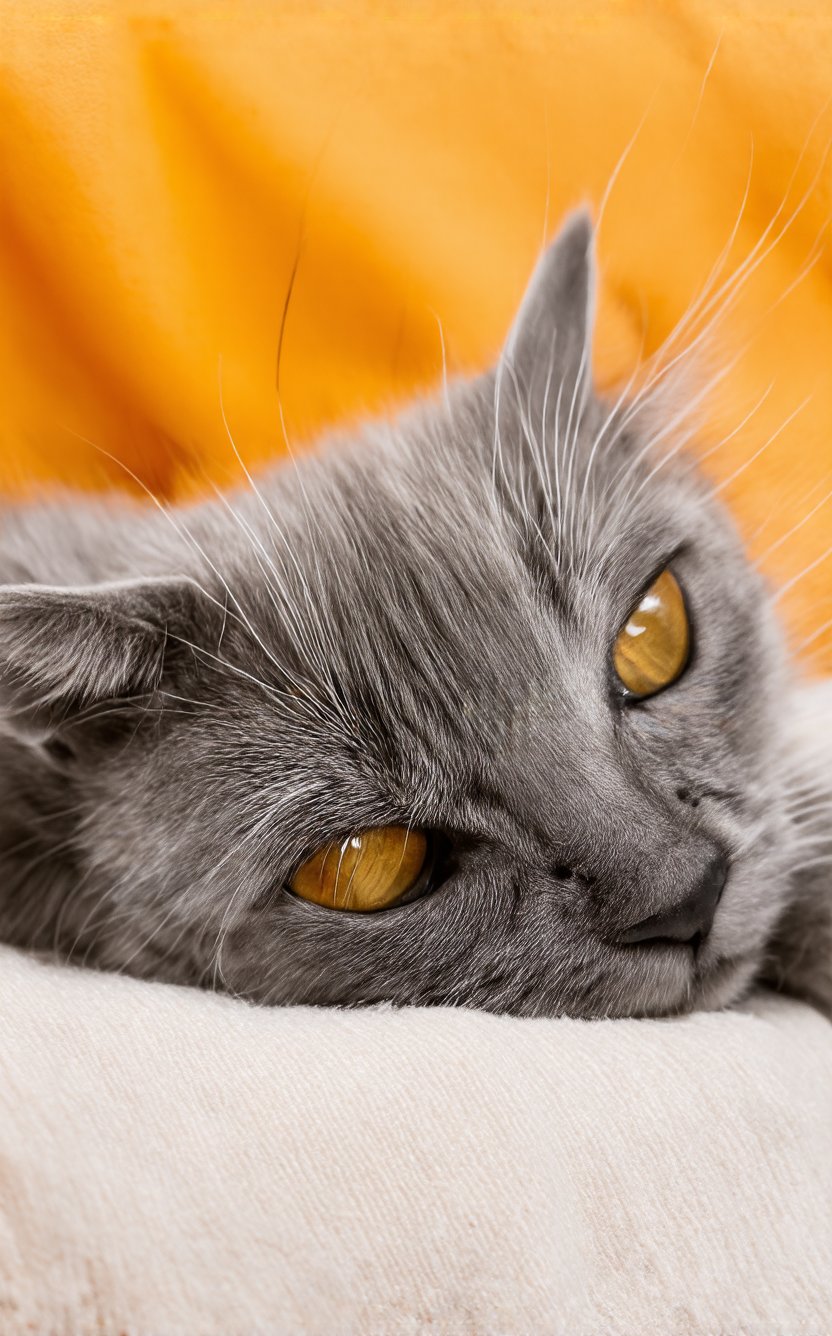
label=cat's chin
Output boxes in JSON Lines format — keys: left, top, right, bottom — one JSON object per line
{"left": 690, "top": 950, "right": 762, "bottom": 1014}
{"left": 580, "top": 942, "right": 764, "bottom": 1021}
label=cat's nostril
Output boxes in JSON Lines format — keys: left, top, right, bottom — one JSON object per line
{"left": 675, "top": 786, "right": 700, "bottom": 808}
{"left": 619, "top": 853, "right": 728, "bottom": 948}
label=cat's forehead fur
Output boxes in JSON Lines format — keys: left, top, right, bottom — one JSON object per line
{"left": 208, "top": 339, "right": 769, "bottom": 818}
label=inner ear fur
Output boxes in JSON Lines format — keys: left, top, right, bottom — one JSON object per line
{"left": 0, "top": 575, "right": 215, "bottom": 732}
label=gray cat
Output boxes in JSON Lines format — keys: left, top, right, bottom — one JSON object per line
{"left": 0, "top": 212, "right": 829, "bottom": 1018}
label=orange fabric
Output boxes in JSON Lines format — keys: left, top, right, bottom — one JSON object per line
{"left": 1, "top": 1, "right": 830, "bottom": 670}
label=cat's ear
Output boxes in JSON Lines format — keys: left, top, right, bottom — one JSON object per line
{"left": 0, "top": 576, "right": 214, "bottom": 734}
{"left": 503, "top": 208, "right": 596, "bottom": 414}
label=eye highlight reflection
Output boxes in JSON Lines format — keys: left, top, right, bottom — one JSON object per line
{"left": 613, "top": 568, "right": 690, "bottom": 699}
{"left": 289, "top": 826, "right": 429, "bottom": 912}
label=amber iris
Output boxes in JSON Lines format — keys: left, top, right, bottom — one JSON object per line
{"left": 613, "top": 569, "right": 690, "bottom": 699}
{"left": 289, "top": 826, "right": 428, "bottom": 912}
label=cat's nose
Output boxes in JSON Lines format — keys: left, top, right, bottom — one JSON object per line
{"left": 619, "top": 854, "right": 728, "bottom": 948}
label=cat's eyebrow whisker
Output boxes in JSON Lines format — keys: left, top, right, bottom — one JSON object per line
{"left": 677, "top": 29, "right": 723, "bottom": 160}
{"left": 695, "top": 381, "right": 776, "bottom": 467}
{"left": 490, "top": 352, "right": 532, "bottom": 550}
{"left": 752, "top": 480, "right": 832, "bottom": 568}
{"left": 62, "top": 429, "right": 247, "bottom": 617}
{"left": 0, "top": 824, "right": 80, "bottom": 864}
{"left": 501, "top": 359, "right": 560, "bottom": 564}
{"left": 639, "top": 104, "right": 830, "bottom": 397}
{"left": 577, "top": 325, "right": 649, "bottom": 571}
{"left": 609, "top": 289, "right": 810, "bottom": 529}
{"left": 491, "top": 349, "right": 514, "bottom": 503}
{"left": 157, "top": 689, "right": 220, "bottom": 711}
{"left": 771, "top": 538, "right": 832, "bottom": 605}
{"left": 561, "top": 335, "right": 592, "bottom": 581}
{"left": 610, "top": 139, "right": 756, "bottom": 434}
{"left": 203, "top": 481, "right": 346, "bottom": 730}
{"left": 550, "top": 373, "right": 566, "bottom": 562}
{"left": 616, "top": 123, "right": 829, "bottom": 450}
{"left": 607, "top": 342, "right": 745, "bottom": 505}
{"left": 261, "top": 249, "right": 353, "bottom": 644}
{"left": 164, "top": 632, "right": 328, "bottom": 729}
{"left": 712, "top": 395, "right": 812, "bottom": 496}
{"left": 595, "top": 93, "right": 656, "bottom": 237}
{"left": 614, "top": 420, "right": 703, "bottom": 524}
{"left": 537, "top": 360, "right": 560, "bottom": 566}
{"left": 682, "top": 110, "right": 832, "bottom": 330}
{"left": 430, "top": 308, "right": 452, "bottom": 414}
{"left": 217, "top": 363, "right": 330, "bottom": 627}
{"left": 794, "top": 615, "right": 832, "bottom": 654}
{"left": 62, "top": 427, "right": 300, "bottom": 704}
{"left": 216, "top": 369, "right": 347, "bottom": 704}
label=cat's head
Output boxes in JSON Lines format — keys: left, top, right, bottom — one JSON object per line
{"left": 0, "top": 212, "right": 793, "bottom": 1016}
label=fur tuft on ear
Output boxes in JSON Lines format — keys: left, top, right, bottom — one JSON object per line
{"left": 0, "top": 576, "right": 210, "bottom": 729}
{"left": 503, "top": 207, "right": 596, "bottom": 416}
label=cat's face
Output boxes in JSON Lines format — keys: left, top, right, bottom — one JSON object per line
{"left": 0, "top": 213, "right": 793, "bottom": 1016}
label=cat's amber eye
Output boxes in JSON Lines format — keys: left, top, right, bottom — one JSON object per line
{"left": 288, "top": 826, "right": 429, "bottom": 913}
{"left": 613, "top": 568, "right": 690, "bottom": 699}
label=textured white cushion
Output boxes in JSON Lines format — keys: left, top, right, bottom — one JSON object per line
{"left": 1, "top": 942, "right": 830, "bottom": 1335}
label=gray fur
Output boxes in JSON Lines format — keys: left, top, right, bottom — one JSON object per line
{"left": 0, "top": 211, "right": 829, "bottom": 1018}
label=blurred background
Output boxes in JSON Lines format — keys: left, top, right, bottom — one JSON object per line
{"left": 1, "top": 0, "right": 830, "bottom": 671}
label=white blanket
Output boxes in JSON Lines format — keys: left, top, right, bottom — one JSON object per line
{"left": 1, "top": 942, "right": 830, "bottom": 1335}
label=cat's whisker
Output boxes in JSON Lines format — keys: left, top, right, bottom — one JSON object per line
{"left": 267, "top": 251, "right": 360, "bottom": 646}
{"left": 163, "top": 632, "right": 317, "bottom": 727}
{"left": 431, "top": 309, "right": 451, "bottom": 414}
{"left": 63, "top": 426, "right": 298, "bottom": 704}
{"left": 562, "top": 338, "right": 592, "bottom": 581}
{"left": 795, "top": 615, "right": 832, "bottom": 654}
{"left": 216, "top": 367, "right": 346, "bottom": 703}
{"left": 753, "top": 480, "right": 832, "bottom": 568}
{"left": 538, "top": 361, "right": 560, "bottom": 568}
{"left": 615, "top": 342, "right": 743, "bottom": 493}
{"left": 491, "top": 352, "right": 533, "bottom": 550}
{"left": 695, "top": 381, "right": 776, "bottom": 467}
{"left": 713, "top": 395, "right": 812, "bottom": 496}
{"left": 203, "top": 479, "right": 346, "bottom": 731}
{"left": 614, "top": 122, "right": 829, "bottom": 466}
{"left": 595, "top": 94, "right": 655, "bottom": 237}
{"left": 771, "top": 539, "right": 832, "bottom": 605}
{"left": 552, "top": 376, "right": 566, "bottom": 563}
{"left": 502, "top": 359, "right": 561, "bottom": 561}
{"left": 632, "top": 105, "right": 830, "bottom": 405}
{"left": 577, "top": 326, "right": 650, "bottom": 571}
{"left": 616, "top": 137, "right": 756, "bottom": 429}
{"left": 677, "top": 30, "right": 723, "bottom": 160}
